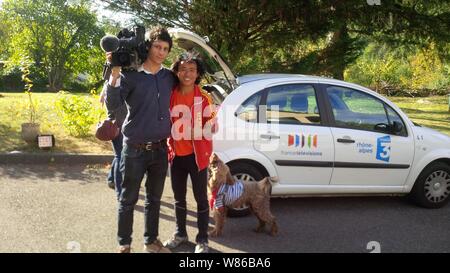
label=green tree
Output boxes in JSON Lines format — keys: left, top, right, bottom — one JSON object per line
{"left": 1, "top": 0, "right": 105, "bottom": 92}
{"left": 0, "top": 19, "right": 10, "bottom": 60}
{"left": 101, "top": 0, "right": 450, "bottom": 80}
{"left": 344, "top": 43, "right": 407, "bottom": 92}
{"left": 407, "top": 43, "right": 448, "bottom": 90}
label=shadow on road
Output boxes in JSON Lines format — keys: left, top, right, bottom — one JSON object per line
{"left": 193, "top": 196, "right": 450, "bottom": 253}
{"left": 133, "top": 191, "right": 450, "bottom": 252}
{"left": 0, "top": 163, "right": 108, "bottom": 183}
{"left": 7, "top": 163, "right": 446, "bottom": 253}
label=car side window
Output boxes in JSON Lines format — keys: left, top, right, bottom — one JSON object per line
{"left": 264, "top": 84, "right": 321, "bottom": 125}
{"left": 326, "top": 86, "right": 395, "bottom": 134}
{"left": 235, "top": 92, "right": 261, "bottom": 122}
{"left": 386, "top": 105, "right": 407, "bottom": 136}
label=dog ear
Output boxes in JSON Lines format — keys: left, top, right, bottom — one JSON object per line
{"left": 225, "top": 165, "right": 235, "bottom": 185}
{"left": 226, "top": 173, "right": 235, "bottom": 185}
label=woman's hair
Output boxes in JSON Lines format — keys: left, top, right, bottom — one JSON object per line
{"left": 171, "top": 51, "right": 206, "bottom": 85}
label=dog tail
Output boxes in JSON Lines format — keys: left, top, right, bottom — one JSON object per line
{"left": 259, "top": 176, "right": 277, "bottom": 195}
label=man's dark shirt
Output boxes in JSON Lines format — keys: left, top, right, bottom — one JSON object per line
{"left": 106, "top": 68, "right": 175, "bottom": 144}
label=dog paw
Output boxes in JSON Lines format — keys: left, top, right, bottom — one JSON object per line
{"left": 269, "top": 229, "right": 278, "bottom": 236}
{"left": 253, "top": 227, "right": 265, "bottom": 233}
{"left": 208, "top": 230, "right": 221, "bottom": 237}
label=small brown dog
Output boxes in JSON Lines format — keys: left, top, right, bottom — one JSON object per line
{"left": 208, "top": 153, "right": 278, "bottom": 237}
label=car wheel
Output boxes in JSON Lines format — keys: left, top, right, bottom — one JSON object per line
{"left": 409, "top": 162, "right": 450, "bottom": 208}
{"left": 227, "top": 162, "right": 265, "bottom": 217}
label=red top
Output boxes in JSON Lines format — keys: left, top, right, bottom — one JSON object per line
{"left": 171, "top": 89, "right": 195, "bottom": 156}
{"left": 169, "top": 85, "right": 218, "bottom": 171}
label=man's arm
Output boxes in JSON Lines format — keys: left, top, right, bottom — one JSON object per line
{"left": 105, "top": 66, "right": 130, "bottom": 113}
{"left": 99, "top": 82, "right": 107, "bottom": 106}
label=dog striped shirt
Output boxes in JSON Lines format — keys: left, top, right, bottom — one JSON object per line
{"left": 214, "top": 180, "right": 244, "bottom": 209}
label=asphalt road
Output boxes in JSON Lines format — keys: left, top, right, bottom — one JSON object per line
{"left": 0, "top": 163, "right": 449, "bottom": 253}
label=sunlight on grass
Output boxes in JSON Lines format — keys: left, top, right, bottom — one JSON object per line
{"left": 0, "top": 93, "right": 448, "bottom": 154}
{"left": 388, "top": 96, "right": 450, "bottom": 136}
{"left": 0, "top": 92, "right": 112, "bottom": 154}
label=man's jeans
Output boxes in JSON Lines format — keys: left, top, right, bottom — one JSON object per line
{"left": 117, "top": 143, "right": 168, "bottom": 246}
{"left": 108, "top": 132, "right": 123, "bottom": 199}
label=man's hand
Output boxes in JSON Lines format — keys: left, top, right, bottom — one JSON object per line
{"left": 106, "top": 52, "right": 121, "bottom": 86}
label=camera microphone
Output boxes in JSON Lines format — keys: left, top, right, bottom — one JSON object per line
{"left": 100, "top": 25, "right": 146, "bottom": 80}
{"left": 100, "top": 35, "right": 120, "bottom": 52}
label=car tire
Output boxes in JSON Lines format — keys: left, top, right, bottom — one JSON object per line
{"left": 409, "top": 162, "right": 450, "bottom": 209}
{"left": 227, "top": 162, "right": 265, "bottom": 217}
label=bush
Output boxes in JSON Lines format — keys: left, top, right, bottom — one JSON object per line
{"left": 405, "top": 43, "right": 449, "bottom": 90}
{"left": 64, "top": 79, "right": 91, "bottom": 93}
{"left": 63, "top": 73, "right": 105, "bottom": 93}
{"left": 344, "top": 42, "right": 450, "bottom": 96}
{"left": 0, "top": 67, "right": 22, "bottom": 91}
{"left": 378, "top": 85, "right": 449, "bottom": 97}
{"left": 0, "top": 65, "right": 48, "bottom": 92}
{"left": 54, "top": 92, "right": 104, "bottom": 137}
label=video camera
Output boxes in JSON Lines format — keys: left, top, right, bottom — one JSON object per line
{"left": 100, "top": 25, "right": 147, "bottom": 80}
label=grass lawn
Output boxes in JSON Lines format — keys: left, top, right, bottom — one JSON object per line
{"left": 0, "top": 92, "right": 448, "bottom": 154}
{"left": 388, "top": 96, "right": 450, "bottom": 136}
{"left": 0, "top": 92, "right": 112, "bottom": 154}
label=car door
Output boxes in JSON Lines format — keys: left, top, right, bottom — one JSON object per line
{"left": 324, "top": 85, "right": 414, "bottom": 186}
{"left": 253, "top": 83, "right": 334, "bottom": 185}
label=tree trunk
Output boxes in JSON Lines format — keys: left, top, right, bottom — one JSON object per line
{"left": 316, "top": 24, "right": 352, "bottom": 80}
{"left": 48, "top": 60, "right": 65, "bottom": 92}
{"left": 48, "top": 70, "right": 64, "bottom": 92}
{"left": 328, "top": 26, "right": 347, "bottom": 80}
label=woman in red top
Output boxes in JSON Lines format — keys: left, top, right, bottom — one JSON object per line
{"left": 163, "top": 52, "right": 216, "bottom": 253}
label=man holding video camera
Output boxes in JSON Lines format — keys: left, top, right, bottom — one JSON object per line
{"left": 105, "top": 26, "right": 175, "bottom": 253}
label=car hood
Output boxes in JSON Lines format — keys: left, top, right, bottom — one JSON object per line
{"left": 168, "top": 28, "right": 238, "bottom": 94}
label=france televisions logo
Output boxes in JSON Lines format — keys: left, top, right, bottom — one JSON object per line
{"left": 288, "top": 134, "right": 318, "bottom": 148}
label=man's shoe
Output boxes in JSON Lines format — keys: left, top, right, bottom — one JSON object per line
{"left": 163, "top": 235, "right": 188, "bottom": 249}
{"left": 118, "top": 245, "right": 131, "bottom": 253}
{"left": 144, "top": 239, "right": 171, "bottom": 253}
{"left": 194, "top": 242, "right": 209, "bottom": 253}
{"left": 107, "top": 181, "right": 115, "bottom": 189}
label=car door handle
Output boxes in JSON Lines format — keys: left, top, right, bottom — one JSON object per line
{"left": 337, "top": 138, "right": 355, "bottom": 143}
{"left": 260, "top": 134, "right": 280, "bottom": 140}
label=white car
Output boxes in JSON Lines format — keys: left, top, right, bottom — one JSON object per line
{"left": 169, "top": 28, "right": 450, "bottom": 213}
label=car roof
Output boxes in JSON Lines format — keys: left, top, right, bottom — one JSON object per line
{"left": 237, "top": 74, "right": 310, "bottom": 84}
{"left": 237, "top": 73, "right": 352, "bottom": 86}
{"left": 236, "top": 73, "right": 378, "bottom": 94}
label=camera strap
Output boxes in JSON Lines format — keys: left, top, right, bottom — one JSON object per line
{"left": 102, "top": 62, "right": 112, "bottom": 81}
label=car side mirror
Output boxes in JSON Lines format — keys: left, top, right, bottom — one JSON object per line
{"left": 391, "top": 121, "right": 403, "bottom": 134}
